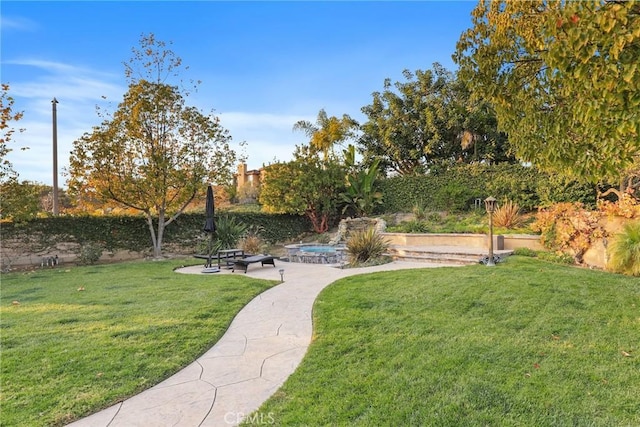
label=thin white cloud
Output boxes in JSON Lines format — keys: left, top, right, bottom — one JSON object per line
{"left": 0, "top": 16, "right": 38, "bottom": 32}
{"left": 219, "top": 111, "right": 313, "bottom": 132}
{"left": 14, "top": 79, "right": 122, "bottom": 103}
{"left": 217, "top": 111, "right": 314, "bottom": 167}
{"left": 4, "top": 58, "right": 79, "bottom": 74}
{"left": 3, "top": 58, "right": 124, "bottom": 185}
{"left": 5, "top": 59, "right": 123, "bottom": 101}
{"left": 4, "top": 58, "right": 118, "bottom": 80}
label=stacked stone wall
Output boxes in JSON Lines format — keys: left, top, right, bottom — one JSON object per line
{"left": 329, "top": 217, "right": 387, "bottom": 245}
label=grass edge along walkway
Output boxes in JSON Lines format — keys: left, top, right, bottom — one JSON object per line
{"left": 0, "top": 259, "right": 278, "bottom": 427}
{"left": 252, "top": 257, "right": 640, "bottom": 426}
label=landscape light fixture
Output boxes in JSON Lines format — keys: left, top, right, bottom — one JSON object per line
{"left": 484, "top": 196, "right": 497, "bottom": 267}
{"left": 279, "top": 268, "right": 285, "bottom": 283}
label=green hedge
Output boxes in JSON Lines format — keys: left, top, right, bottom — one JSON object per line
{"left": 1, "top": 164, "right": 598, "bottom": 259}
{"left": 0, "top": 212, "right": 312, "bottom": 256}
{"left": 0, "top": 216, "right": 152, "bottom": 254}
{"left": 378, "top": 164, "right": 597, "bottom": 213}
{"left": 166, "top": 212, "right": 312, "bottom": 245}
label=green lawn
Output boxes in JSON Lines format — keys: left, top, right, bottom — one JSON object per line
{"left": 253, "top": 257, "right": 640, "bottom": 426}
{"left": 0, "top": 259, "right": 277, "bottom": 427}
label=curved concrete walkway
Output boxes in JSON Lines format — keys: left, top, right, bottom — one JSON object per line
{"left": 68, "top": 260, "right": 459, "bottom": 427}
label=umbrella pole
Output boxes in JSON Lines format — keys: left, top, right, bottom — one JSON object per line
{"left": 208, "top": 233, "right": 214, "bottom": 268}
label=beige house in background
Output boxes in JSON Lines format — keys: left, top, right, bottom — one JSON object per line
{"left": 235, "top": 163, "right": 264, "bottom": 202}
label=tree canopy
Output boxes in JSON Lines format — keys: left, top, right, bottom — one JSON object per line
{"left": 68, "top": 34, "right": 239, "bottom": 257}
{"left": 454, "top": 0, "right": 640, "bottom": 183}
{"left": 358, "top": 64, "right": 511, "bottom": 176}
{"left": 259, "top": 145, "right": 345, "bottom": 233}
{"left": 0, "top": 84, "right": 25, "bottom": 185}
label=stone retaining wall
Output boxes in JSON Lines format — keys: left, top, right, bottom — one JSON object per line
{"left": 382, "top": 232, "right": 544, "bottom": 252}
{"left": 329, "top": 217, "right": 387, "bottom": 244}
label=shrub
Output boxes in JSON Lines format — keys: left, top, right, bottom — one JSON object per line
{"left": 513, "top": 247, "right": 574, "bottom": 264}
{"left": 434, "top": 181, "right": 474, "bottom": 213}
{"left": 346, "top": 228, "right": 389, "bottom": 264}
{"left": 513, "top": 247, "right": 537, "bottom": 257}
{"left": 536, "top": 174, "right": 597, "bottom": 209}
{"left": 239, "top": 225, "right": 265, "bottom": 255}
{"left": 412, "top": 201, "right": 428, "bottom": 220}
{"left": 427, "top": 212, "right": 442, "bottom": 222}
{"left": 531, "top": 202, "right": 604, "bottom": 264}
{"left": 379, "top": 214, "right": 397, "bottom": 227}
{"left": 536, "top": 251, "right": 575, "bottom": 265}
{"left": 388, "top": 220, "right": 430, "bottom": 234}
{"left": 598, "top": 192, "right": 640, "bottom": 219}
{"left": 77, "top": 242, "right": 103, "bottom": 265}
{"left": 240, "top": 235, "right": 263, "bottom": 255}
{"left": 314, "top": 232, "right": 333, "bottom": 244}
{"left": 172, "top": 212, "right": 311, "bottom": 245}
{"left": 493, "top": 200, "right": 525, "bottom": 229}
{"left": 608, "top": 221, "right": 640, "bottom": 276}
{"left": 440, "top": 211, "right": 486, "bottom": 233}
{"left": 195, "top": 238, "right": 211, "bottom": 256}
{"left": 213, "top": 216, "right": 248, "bottom": 251}
{"left": 485, "top": 165, "right": 540, "bottom": 211}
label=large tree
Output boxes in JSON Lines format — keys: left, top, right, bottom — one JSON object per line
{"left": 454, "top": 0, "right": 640, "bottom": 184}
{"left": 68, "top": 34, "right": 238, "bottom": 257}
{"left": 358, "top": 64, "right": 510, "bottom": 176}
{"left": 458, "top": 96, "right": 512, "bottom": 166}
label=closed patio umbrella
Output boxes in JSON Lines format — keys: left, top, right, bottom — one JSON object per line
{"left": 203, "top": 185, "right": 217, "bottom": 268}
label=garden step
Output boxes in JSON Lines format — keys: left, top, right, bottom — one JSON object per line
{"left": 386, "top": 245, "right": 514, "bottom": 265}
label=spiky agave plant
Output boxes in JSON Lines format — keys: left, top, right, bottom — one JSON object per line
{"left": 213, "top": 216, "right": 249, "bottom": 252}
{"left": 346, "top": 228, "right": 389, "bottom": 264}
{"left": 608, "top": 221, "right": 640, "bottom": 276}
{"left": 493, "top": 200, "right": 525, "bottom": 229}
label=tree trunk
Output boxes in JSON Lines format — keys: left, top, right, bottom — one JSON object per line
{"left": 308, "top": 212, "right": 329, "bottom": 233}
{"left": 145, "top": 214, "right": 158, "bottom": 254}
{"left": 153, "top": 211, "right": 166, "bottom": 258}
{"left": 599, "top": 187, "right": 623, "bottom": 202}
{"left": 144, "top": 212, "right": 165, "bottom": 259}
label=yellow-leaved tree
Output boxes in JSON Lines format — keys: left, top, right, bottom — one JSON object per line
{"left": 68, "top": 34, "right": 240, "bottom": 257}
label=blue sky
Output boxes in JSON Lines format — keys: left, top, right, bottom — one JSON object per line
{"left": 1, "top": 1, "right": 477, "bottom": 186}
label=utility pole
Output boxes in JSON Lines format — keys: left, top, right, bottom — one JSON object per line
{"left": 52, "top": 98, "right": 59, "bottom": 215}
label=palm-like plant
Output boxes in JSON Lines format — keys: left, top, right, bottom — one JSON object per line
{"left": 293, "top": 109, "right": 359, "bottom": 161}
{"left": 341, "top": 159, "right": 383, "bottom": 217}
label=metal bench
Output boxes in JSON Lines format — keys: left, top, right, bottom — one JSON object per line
{"left": 194, "top": 249, "right": 244, "bottom": 268}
